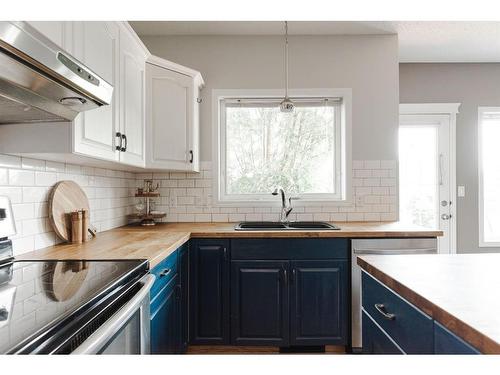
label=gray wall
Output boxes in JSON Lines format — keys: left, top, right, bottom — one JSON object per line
{"left": 140, "top": 35, "right": 399, "bottom": 161}
{"left": 400, "top": 63, "right": 500, "bottom": 253}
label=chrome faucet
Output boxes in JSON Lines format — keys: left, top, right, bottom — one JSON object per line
{"left": 272, "top": 188, "right": 293, "bottom": 222}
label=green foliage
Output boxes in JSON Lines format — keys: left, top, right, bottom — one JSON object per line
{"left": 226, "top": 105, "right": 335, "bottom": 195}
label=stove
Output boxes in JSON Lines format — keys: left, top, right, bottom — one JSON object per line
{"left": 0, "top": 196, "right": 154, "bottom": 354}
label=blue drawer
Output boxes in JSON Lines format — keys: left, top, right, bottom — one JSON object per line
{"left": 150, "top": 250, "right": 178, "bottom": 299}
{"left": 434, "top": 321, "right": 480, "bottom": 354}
{"left": 151, "top": 273, "right": 178, "bottom": 316}
{"left": 231, "top": 238, "right": 349, "bottom": 260}
{"left": 362, "top": 272, "right": 433, "bottom": 354}
{"left": 362, "top": 311, "right": 403, "bottom": 354}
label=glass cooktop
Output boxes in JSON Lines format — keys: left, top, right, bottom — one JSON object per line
{"left": 0, "top": 259, "right": 148, "bottom": 354}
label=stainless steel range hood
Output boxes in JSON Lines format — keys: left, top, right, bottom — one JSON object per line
{"left": 0, "top": 21, "right": 113, "bottom": 124}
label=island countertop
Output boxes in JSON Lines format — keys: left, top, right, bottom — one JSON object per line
{"left": 357, "top": 253, "right": 500, "bottom": 354}
{"left": 16, "top": 221, "right": 441, "bottom": 269}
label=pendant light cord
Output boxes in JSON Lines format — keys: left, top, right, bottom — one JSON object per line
{"left": 284, "top": 21, "right": 289, "bottom": 99}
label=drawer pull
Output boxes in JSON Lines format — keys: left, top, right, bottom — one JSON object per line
{"left": 374, "top": 303, "right": 396, "bottom": 320}
{"left": 159, "top": 268, "right": 171, "bottom": 277}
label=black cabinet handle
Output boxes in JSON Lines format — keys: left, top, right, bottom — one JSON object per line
{"left": 159, "top": 268, "right": 171, "bottom": 277}
{"left": 121, "top": 134, "right": 127, "bottom": 152}
{"left": 222, "top": 247, "right": 227, "bottom": 261}
{"left": 374, "top": 303, "right": 396, "bottom": 320}
{"left": 115, "top": 132, "right": 122, "bottom": 151}
{"left": 189, "top": 150, "right": 193, "bottom": 163}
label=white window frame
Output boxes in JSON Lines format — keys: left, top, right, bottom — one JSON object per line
{"left": 212, "top": 88, "right": 352, "bottom": 206}
{"left": 478, "top": 107, "right": 500, "bottom": 247}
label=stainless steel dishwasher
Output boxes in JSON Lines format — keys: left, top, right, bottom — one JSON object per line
{"left": 351, "top": 238, "right": 438, "bottom": 350}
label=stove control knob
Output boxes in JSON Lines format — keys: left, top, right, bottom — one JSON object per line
{"left": 0, "top": 208, "right": 6, "bottom": 220}
{"left": 0, "top": 307, "right": 8, "bottom": 321}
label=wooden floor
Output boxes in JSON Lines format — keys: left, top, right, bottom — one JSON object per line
{"left": 187, "top": 345, "right": 346, "bottom": 354}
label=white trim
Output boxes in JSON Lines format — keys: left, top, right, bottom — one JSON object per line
{"left": 399, "top": 103, "right": 459, "bottom": 254}
{"left": 212, "top": 88, "right": 352, "bottom": 207}
{"left": 478, "top": 107, "right": 500, "bottom": 247}
{"left": 400, "top": 103, "right": 460, "bottom": 115}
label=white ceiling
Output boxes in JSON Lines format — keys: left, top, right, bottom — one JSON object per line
{"left": 129, "top": 21, "right": 500, "bottom": 62}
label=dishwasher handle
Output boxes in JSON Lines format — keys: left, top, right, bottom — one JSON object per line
{"left": 354, "top": 248, "right": 436, "bottom": 255}
{"left": 71, "top": 274, "right": 155, "bottom": 354}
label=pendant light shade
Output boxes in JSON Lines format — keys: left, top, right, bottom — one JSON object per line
{"left": 280, "top": 21, "right": 294, "bottom": 113}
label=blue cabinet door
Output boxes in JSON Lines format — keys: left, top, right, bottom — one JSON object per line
{"left": 178, "top": 243, "right": 189, "bottom": 353}
{"left": 434, "top": 321, "right": 480, "bottom": 354}
{"left": 150, "top": 275, "right": 180, "bottom": 354}
{"left": 362, "top": 311, "right": 403, "bottom": 354}
{"left": 290, "top": 260, "right": 348, "bottom": 346}
{"left": 230, "top": 260, "right": 290, "bottom": 346}
{"left": 190, "top": 239, "right": 230, "bottom": 344}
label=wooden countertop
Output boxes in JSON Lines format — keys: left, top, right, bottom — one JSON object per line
{"left": 113, "top": 221, "right": 443, "bottom": 238}
{"left": 17, "top": 221, "right": 441, "bottom": 270}
{"left": 357, "top": 253, "right": 500, "bottom": 354}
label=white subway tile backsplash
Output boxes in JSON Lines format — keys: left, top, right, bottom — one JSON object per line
{"left": 136, "top": 159, "right": 398, "bottom": 224}
{"left": 9, "top": 169, "right": 35, "bottom": 186}
{"left": 0, "top": 154, "right": 21, "bottom": 168}
{"left": 0, "top": 153, "right": 136, "bottom": 256}
{"left": 21, "top": 158, "right": 46, "bottom": 171}
{"left": 0, "top": 168, "right": 8, "bottom": 185}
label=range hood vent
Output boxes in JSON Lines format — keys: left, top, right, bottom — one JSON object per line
{"left": 0, "top": 22, "right": 113, "bottom": 124}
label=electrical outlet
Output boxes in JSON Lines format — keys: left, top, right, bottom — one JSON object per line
{"left": 457, "top": 185, "right": 466, "bottom": 197}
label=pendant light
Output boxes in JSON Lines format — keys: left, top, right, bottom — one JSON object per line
{"left": 280, "top": 21, "right": 294, "bottom": 113}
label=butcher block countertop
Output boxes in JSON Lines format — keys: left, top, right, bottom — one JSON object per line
{"left": 17, "top": 221, "right": 441, "bottom": 269}
{"left": 358, "top": 254, "right": 500, "bottom": 354}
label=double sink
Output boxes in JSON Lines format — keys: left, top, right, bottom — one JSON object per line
{"left": 234, "top": 221, "right": 340, "bottom": 231}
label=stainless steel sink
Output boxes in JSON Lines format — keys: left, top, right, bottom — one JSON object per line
{"left": 234, "top": 221, "right": 340, "bottom": 231}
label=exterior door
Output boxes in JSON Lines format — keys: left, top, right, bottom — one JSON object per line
{"left": 399, "top": 114, "right": 453, "bottom": 253}
{"left": 290, "top": 260, "right": 348, "bottom": 346}
{"left": 230, "top": 260, "right": 289, "bottom": 346}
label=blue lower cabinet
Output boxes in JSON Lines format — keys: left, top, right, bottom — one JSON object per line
{"left": 362, "top": 272, "right": 433, "bottom": 354}
{"left": 178, "top": 243, "right": 189, "bottom": 353}
{"left": 362, "top": 311, "right": 403, "bottom": 354}
{"left": 434, "top": 322, "right": 480, "bottom": 354}
{"left": 361, "top": 271, "right": 481, "bottom": 354}
{"left": 290, "top": 260, "right": 348, "bottom": 346}
{"left": 190, "top": 239, "right": 230, "bottom": 344}
{"left": 150, "top": 275, "right": 180, "bottom": 354}
{"left": 230, "top": 260, "right": 289, "bottom": 346}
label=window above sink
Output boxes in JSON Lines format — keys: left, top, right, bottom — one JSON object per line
{"left": 213, "top": 88, "right": 352, "bottom": 206}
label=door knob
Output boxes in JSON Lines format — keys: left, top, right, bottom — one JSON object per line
{"left": 441, "top": 213, "right": 452, "bottom": 220}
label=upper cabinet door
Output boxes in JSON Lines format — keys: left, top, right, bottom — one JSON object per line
{"left": 27, "top": 21, "right": 72, "bottom": 51}
{"left": 118, "top": 27, "right": 146, "bottom": 167}
{"left": 72, "top": 22, "right": 119, "bottom": 162}
{"left": 146, "top": 59, "right": 202, "bottom": 172}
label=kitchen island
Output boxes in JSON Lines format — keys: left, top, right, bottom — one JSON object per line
{"left": 358, "top": 253, "right": 500, "bottom": 354}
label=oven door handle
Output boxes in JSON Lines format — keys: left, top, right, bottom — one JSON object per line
{"left": 71, "top": 274, "right": 155, "bottom": 355}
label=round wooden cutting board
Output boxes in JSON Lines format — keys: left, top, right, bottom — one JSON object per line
{"left": 48, "top": 180, "right": 90, "bottom": 242}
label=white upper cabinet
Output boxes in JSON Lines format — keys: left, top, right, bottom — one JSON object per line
{"left": 72, "top": 21, "right": 120, "bottom": 162}
{"left": 146, "top": 56, "right": 203, "bottom": 172}
{"left": 118, "top": 25, "right": 147, "bottom": 167}
{"left": 26, "top": 21, "right": 72, "bottom": 50}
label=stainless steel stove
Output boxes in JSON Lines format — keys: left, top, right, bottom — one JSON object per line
{"left": 0, "top": 196, "right": 154, "bottom": 354}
